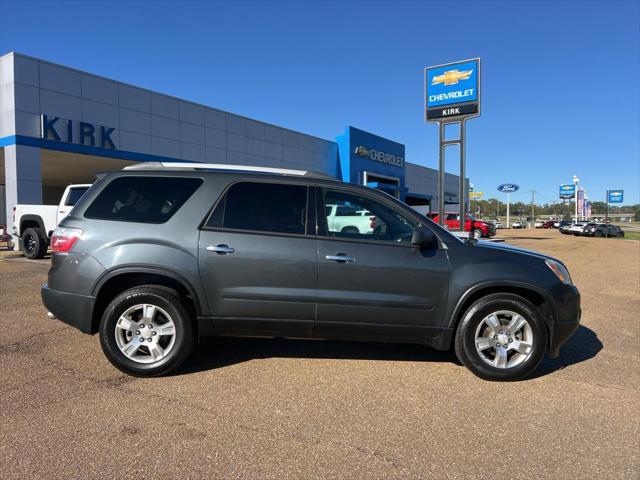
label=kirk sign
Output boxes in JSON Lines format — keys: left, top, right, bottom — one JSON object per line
{"left": 41, "top": 115, "right": 116, "bottom": 149}
{"left": 425, "top": 58, "right": 481, "bottom": 121}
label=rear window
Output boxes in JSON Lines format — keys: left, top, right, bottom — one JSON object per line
{"left": 65, "top": 187, "right": 89, "bottom": 206}
{"left": 85, "top": 176, "right": 202, "bottom": 223}
{"left": 206, "top": 181, "right": 307, "bottom": 235}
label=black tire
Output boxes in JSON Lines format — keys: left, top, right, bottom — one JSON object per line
{"left": 473, "top": 228, "right": 483, "bottom": 239}
{"left": 99, "top": 286, "right": 196, "bottom": 377}
{"left": 454, "top": 293, "right": 547, "bottom": 381}
{"left": 617, "top": 232, "right": 624, "bottom": 238}
{"left": 594, "top": 231, "right": 602, "bottom": 237}
{"left": 22, "top": 227, "right": 47, "bottom": 259}
{"left": 341, "top": 226, "right": 359, "bottom": 234}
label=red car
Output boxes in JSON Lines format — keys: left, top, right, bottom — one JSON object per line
{"left": 427, "top": 213, "right": 496, "bottom": 238}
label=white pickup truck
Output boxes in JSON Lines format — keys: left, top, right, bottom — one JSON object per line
{"left": 13, "top": 184, "right": 91, "bottom": 259}
{"left": 325, "top": 204, "right": 375, "bottom": 234}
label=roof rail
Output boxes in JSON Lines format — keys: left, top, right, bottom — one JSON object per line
{"left": 123, "top": 161, "right": 332, "bottom": 178}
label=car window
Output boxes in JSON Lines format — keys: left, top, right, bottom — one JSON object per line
{"left": 65, "top": 187, "right": 89, "bottom": 206}
{"left": 446, "top": 213, "right": 458, "bottom": 221}
{"left": 84, "top": 176, "right": 202, "bottom": 223}
{"left": 321, "top": 189, "right": 416, "bottom": 243}
{"left": 207, "top": 182, "right": 307, "bottom": 235}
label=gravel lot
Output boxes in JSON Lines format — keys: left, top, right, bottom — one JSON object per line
{"left": 1, "top": 229, "right": 638, "bottom": 479}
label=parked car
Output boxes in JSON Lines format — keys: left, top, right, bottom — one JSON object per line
{"left": 42, "top": 162, "right": 580, "bottom": 381}
{"left": 569, "top": 222, "right": 588, "bottom": 235}
{"left": 511, "top": 221, "right": 524, "bottom": 229}
{"left": 534, "top": 221, "right": 545, "bottom": 228}
{"left": 582, "top": 223, "right": 625, "bottom": 238}
{"left": 553, "top": 221, "right": 561, "bottom": 228}
{"left": 427, "top": 213, "right": 496, "bottom": 238}
{"left": 325, "top": 204, "right": 374, "bottom": 234}
{"left": 486, "top": 219, "right": 504, "bottom": 229}
{"left": 13, "top": 184, "right": 91, "bottom": 259}
{"left": 542, "top": 221, "right": 555, "bottom": 229}
{"left": 559, "top": 221, "right": 573, "bottom": 234}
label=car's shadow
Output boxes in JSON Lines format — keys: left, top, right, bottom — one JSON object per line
{"left": 177, "top": 325, "right": 602, "bottom": 380}
{"left": 534, "top": 325, "right": 603, "bottom": 377}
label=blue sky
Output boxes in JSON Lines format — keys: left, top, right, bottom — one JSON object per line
{"left": 1, "top": 0, "right": 638, "bottom": 205}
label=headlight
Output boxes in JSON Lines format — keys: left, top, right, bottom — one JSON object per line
{"left": 545, "top": 259, "right": 572, "bottom": 285}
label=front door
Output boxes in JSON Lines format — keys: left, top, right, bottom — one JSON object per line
{"left": 315, "top": 187, "right": 450, "bottom": 343}
{"left": 198, "top": 180, "right": 317, "bottom": 338}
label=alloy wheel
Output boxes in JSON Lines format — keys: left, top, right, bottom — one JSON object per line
{"left": 474, "top": 310, "right": 533, "bottom": 369}
{"left": 114, "top": 304, "right": 177, "bottom": 364}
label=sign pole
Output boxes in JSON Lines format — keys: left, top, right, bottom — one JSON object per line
{"left": 459, "top": 120, "right": 466, "bottom": 232}
{"left": 438, "top": 123, "right": 446, "bottom": 226}
{"left": 506, "top": 193, "right": 510, "bottom": 228}
{"left": 606, "top": 190, "right": 609, "bottom": 224}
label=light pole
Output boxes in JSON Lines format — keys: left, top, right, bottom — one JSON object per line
{"left": 573, "top": 175, "right": 579, "bottom": 223}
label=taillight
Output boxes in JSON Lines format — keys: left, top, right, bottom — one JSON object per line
{"left": 50, "top": 227, "right": 83, "bottom": 253}
{"left": 370, "top": 216, "right": 377, "bottom": 229}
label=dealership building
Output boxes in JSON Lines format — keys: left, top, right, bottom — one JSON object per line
{"left": 0, "top": 52, "right": 468, "bottom": 236}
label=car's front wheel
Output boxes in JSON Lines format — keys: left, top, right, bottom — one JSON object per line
{"left": 99, "top": 286, "right": 196, "bottom": 377}
{"left": 473, "top": 228, "right": 483, "bottom": 239}
{"left": 454, "top": 293, "right": 547, "bottom": 381}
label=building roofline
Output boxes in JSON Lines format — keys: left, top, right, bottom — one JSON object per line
{"left": 0, "top": 51, "right": 336, "bottom": 146}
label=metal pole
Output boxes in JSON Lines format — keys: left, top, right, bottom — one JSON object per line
{"left": 531, "top": 191, "right": 535, "bottom": 228}
{"left": 506, "top": 193, "right": 510, "bottom": 228}
{"left": 574, "top": 182, "right": 578, "bottom": 223}
{"left": 438, "top": 122, "right": 445, "bottom": 226}
{"left": 459, "top": 120, "right": 466, "bottom": 232}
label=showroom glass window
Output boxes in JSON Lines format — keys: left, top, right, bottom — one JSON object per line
{"left": 84, "top": 176, "right": 203, "bottom": 223}
{"left": 321, "top": 189, "right": 416, "bottom": 243}
{"left": 207, "top": 182, "right": 308, "bottom": 235}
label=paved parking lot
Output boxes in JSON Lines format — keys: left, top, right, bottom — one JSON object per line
{"left": 1, "top": 229, "right": 638, "bottom": 479}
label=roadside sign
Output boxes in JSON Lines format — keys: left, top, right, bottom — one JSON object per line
{"left": 559, "top": 184, "right": 575, "bottom": 199}
{"left": 497, "top": 184, "right": 519, "bottom": 193}
{"left": 469, "top": 191, "right": 484, "bottom": 199}
{"left": 608, "top": 190, "right": 624, "bottom": 203}
{"left": 425, "top": 58, "right": 480, "bottom": 122}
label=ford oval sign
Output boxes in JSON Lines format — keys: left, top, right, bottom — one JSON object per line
{"left": 497, "top": 184, "right": 519, "bottom": 193}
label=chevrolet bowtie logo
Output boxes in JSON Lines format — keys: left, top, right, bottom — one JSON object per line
{"left": 354, "top": 146, "right": 370, "bottom": 157}
{"left": 432, "top": 69, "right": 473, "bottom": 86}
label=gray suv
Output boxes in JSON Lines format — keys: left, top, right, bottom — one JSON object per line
{"left": 42, "top": 162, "right": 581, "bottom": 381}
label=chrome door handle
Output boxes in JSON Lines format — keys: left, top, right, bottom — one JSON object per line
{"left": 325, "top": 254, "right": 355, "bottom": 263}
{"left": 206, "top": 244, "right": 235, "bottom": 254}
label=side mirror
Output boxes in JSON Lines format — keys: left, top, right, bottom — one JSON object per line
{"left": 411, "top": 227, "right": 438, "bottom": 249}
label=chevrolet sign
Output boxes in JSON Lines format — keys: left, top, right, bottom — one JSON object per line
{"left": 354, "top": 146, "right": 403, "bottom": 168}
{"left": 425, "top": 58, "right": 480, "bottom": 121}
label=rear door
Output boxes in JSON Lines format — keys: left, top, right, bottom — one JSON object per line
{"left": 314, "top": 187, "right": 450, "bottom": 343}
{"left": 198, "top": 180, "right": 317, "bottom": 338}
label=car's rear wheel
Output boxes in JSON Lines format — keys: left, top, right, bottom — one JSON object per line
{"left": 341, "top": 226, "right": 359, "bottom": 234}
{"left": 594, "top": 231, "right": 602, "bottom": 237}
{"left": 22, "top": 227, "right": 47, "bottom": 259}
{"left": 99, "top": 286, "right": 195, "bottom": 377}
{"left": 473, "top": 228, "right": 483, "bottom": 239}
{"left": 454, "top": 293, "right": 547, "bottom": 381}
